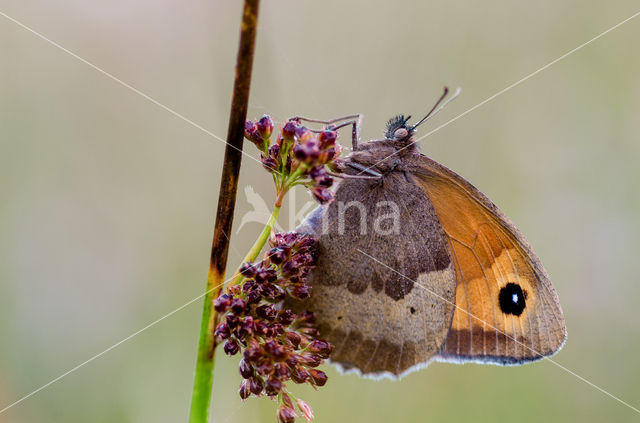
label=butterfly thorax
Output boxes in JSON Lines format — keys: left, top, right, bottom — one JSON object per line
{"left": 345, "top": 136, "right": 419, "bottom": 177}
{"left": 342, "top": 114, "right": 421, "bottom": 175}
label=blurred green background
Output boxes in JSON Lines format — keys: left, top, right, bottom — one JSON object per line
{"left": 1, "top": 1, "right": 640, "bottom": 422}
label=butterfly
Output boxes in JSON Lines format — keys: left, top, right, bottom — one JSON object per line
{"left": 290, "top": 88, "right": 567, "bottom": 378}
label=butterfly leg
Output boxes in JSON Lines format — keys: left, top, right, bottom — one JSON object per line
{"left": 290, "top": 114, "right": 363, "bottom": 150}
{"left": 328, "top": 171, "right": 381, "bottom": 180}
{"left": 346, "top": 162, "right": 383, "bottom": 178}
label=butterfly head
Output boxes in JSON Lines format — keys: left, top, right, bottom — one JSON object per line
{"left": 385, "top": 114, "right": 415, "bottom": 142}
{"left": 383, "top": 87, "right": 461, "bottom": 147}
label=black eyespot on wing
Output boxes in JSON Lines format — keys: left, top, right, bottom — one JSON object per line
{"left": 385, "top": 114, "right": 411, "bottom": 139}
{"left": 498, "top": 283, "right": 527, "bottom": 316}
{"left": 409, "top": 306, "right": 416, "bottom": 314}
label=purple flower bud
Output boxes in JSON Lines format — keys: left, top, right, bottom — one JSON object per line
{"left": 268, "top": 143, "right": 281, "bottom": 159}
{"left": 246, "top": 289, "right": 261, "bottom": 304}
{"left": 256, "top": 304, "right": 278, "bottom": 321}
{"left": 308, "top": 369, "right": 328, "bottom": 386}
{"left": 294, "top": 141, "right": 321, "bottom": 162}
{"left": 256, "top": 361, "right": 274, "bottom": 375}
{"left": 265, "top": 377, "right": 283, "bottom": 396}
{"left": 239, "top": 358, "right": 254, "bottom": 379}
{"left": 213, "top": 294, "right": 231, "bottom": 313}
{"left": 287, "top": 274, "right": 302, "bottom": 284}
{"left": 283, "top": 231, "right": 299, "bottom": 245}
{"left": 224, "top": 339, "right": 240, "bottom": 356}
{"left": 264, "top": 340, "right": 285, "bottom": 358}
{"left": 303, "top": 251, "right": 318, "bottom": 265}
{"left": 316, "top": 174, "right": 334, "bottom": 188}
{"left": 271, "top": 286, "right": 287, "bottom": 301}
{"left": 309, "top": 166, "right": 326, "bottom": 180}
{"left": 244, "top": 346, "right": 262, "bottom": 363}
{"left": 290, "top": 366, "right": 309, "bottom": 384}
{"left": 242, "top": 280, "right": 255, "bottom": 293}
{"left": 285, "top": 355, "right": 299, "bottom": 367}
{"left": 269, "top": 233, "right": 285, "bottom": 247}
{"left": 319, "top": 129, "right": 337, "bottom": 147}
{"left": 281, "top": 392, "right": 295, "bottom": 409}
{"left": 281, "top": 260, "right": 298, "bottom": 276}
{"left": 300, "top": 352, "right": 322, "bottom": 367}
{"left": 234, "top": 327, "right": 247, "bottom": 341}
{"left": 292, "top": 143, "right": 308, "bottom": 161}
{"left": 256, "top": 115, "right": 274, "bottom": 140}
{"left": 282, "top": 121, "right": 299, "bottom": 140}
{"left": 244, "top": 121, "right": 262, "bottom": 146}
{"left": 245, "top": 120, "right": 256, "bottom": 134}
{"left": 311, "top": 187, "right": 333, "bottom": 204}
{"left": 214, "top": 322, "right": 230, "bottom": 339}
{"left": 285, "top": 331, "right": 302, "bottom": 348}
{"left": 274, "top": 363, "right": 291, "bottom": 379}
{"left": 318, "top": 146, "right": 338, "bottom": 164}
{"left": 239, "top": 379, "right": 251, "bottom": 400}
{"left": 255, "top": 267, "right": 278, "bottom": 283}
{"left": 295, "top": 127, "right": 314, "bottom": 143}
{"left": 297, "top": 399, "right": 315, "bottom": 422}
{"left": 291, "top": 284, "right": 310, "bottom": 300}
{"left": 225, "top": 314, "right": 239, "bottom": 329}
{"left": 294, "top": 235, "right": 317, "bottom": 251}
{"left": 278, "top": 310, "right": 295, "bottom": 326}
{"left": 261, "top": 155, "right": 278, "bottom": 173}
{"left": 267, "top": 246, "right": 291, "bottom": 265}
{"left": 307, "top": 339, "right": 333, "bottom": 358}
{"left": 230, "top": 298, "right": 247, "bottom": 315}
{"left": 254, "top": 320, "right": 269, "bottom": 336}
{"left": 290, "top": 252, "right": 310, "bottom": 268}
{"left": 277, "top": 404, "right": 297, "bottom": 423}
{"left": 241, "top": 315, "right": 255, "bottom": 334}
{"left": 239, "top": 262, "right": 258, "bottom": 278}
{"left": 249, "top": 376, "right": 264, "bottom": 395}
{"left": 259, "top": 284, "right": 272, "bottom": 297}
{"left": 270, "top": 323, "right": 285, "bottom": 336}
{"left": 228, "top": 284, "right": 241, "bottom": 296}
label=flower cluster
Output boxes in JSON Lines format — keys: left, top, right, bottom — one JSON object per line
{"left": 244, "top": 115, "right": 343, "bottom": 204}
{"left": 214, "top": 231, "right": 333, "bottom": 422}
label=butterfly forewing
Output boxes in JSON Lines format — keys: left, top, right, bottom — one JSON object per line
{"left": 294, "top": 170, "right": 457, "bottom": 377}
{"left": 410, "top": 155, "right": 566, "bottom": 364}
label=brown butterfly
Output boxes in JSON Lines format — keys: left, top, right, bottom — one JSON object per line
{"left": 290, "top": 88, "right": 566, "bottom": 378}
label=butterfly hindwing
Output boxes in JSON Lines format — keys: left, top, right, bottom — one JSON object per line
{"left": 294, "top": 169, "right": 457, "bottom": 377}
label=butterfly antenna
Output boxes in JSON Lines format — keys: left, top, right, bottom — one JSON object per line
{"left": 411, "top": 87, "right": 462, "bottom": 130}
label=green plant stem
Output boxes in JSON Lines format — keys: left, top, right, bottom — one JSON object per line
{"left": 229, "top": 197, "right": 283, "bottom": 288}
{"left": 189, "top": 197, "right": 279, "bottom": 423}
{"left": 188, "top": 1, "right": 260, "bottom": 422}
{"left": 189, "top": 269, "right": 223, "bottom": 423}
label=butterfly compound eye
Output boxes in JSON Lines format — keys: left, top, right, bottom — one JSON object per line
{"left": 393, "top": 128, "right": 409, "bottom": 140}
{"left": 498, "top": 282, "right": 527, "bottom": 316}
